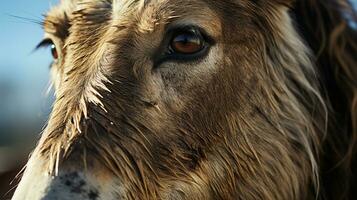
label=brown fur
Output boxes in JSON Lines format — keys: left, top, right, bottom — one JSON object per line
{"left": 15, "top": 0, "right": 356, "bottom": 199}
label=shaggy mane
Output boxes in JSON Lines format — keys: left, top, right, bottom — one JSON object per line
{"left": 293, "top": 0, "right": 357, "bottom": 199}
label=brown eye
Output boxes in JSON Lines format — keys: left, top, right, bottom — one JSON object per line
{"left": 51, "top": 43, "right": 58, "bottom": 59}
{"left": 170, "top": 30, "right": 204, "bottom": 54}
{"left": 36, "top": 39, "right": 59, "bottom": 60}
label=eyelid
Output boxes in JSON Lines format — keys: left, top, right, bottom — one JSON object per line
{"left": 35, "top": 38, "right": 54, "bottom": 50}
{"left": 165, "top": 25, "right": 215, "bottom": 45}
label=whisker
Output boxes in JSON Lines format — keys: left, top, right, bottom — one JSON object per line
{"left": 7, "top": 14, "right": 43, "bottom": 25}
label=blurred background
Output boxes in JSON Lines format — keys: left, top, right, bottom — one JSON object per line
{"left": 0, "top": 0, "right": 57, "bottom": 198}
{"left": 0, "top": 0, "right": 356, "bottom": 199}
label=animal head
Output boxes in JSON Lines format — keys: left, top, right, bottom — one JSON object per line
{"left": 12, "top": 0, "right": 356, "bottom": 199}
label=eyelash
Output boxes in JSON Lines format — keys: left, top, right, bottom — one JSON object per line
{"left": 36, "top": 38, "right": 54, "bottom": 49}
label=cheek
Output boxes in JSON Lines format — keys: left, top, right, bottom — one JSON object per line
{"left": 156, "top": 45, "right": 223, "bottom": 111}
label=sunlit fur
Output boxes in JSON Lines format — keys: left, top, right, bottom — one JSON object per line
{"left": 14, "top": 0, "right": 356, "bottom": 199}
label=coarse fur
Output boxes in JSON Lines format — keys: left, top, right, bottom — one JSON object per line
{"left": 12, "top": 0, "right": 356, "bottom": 199}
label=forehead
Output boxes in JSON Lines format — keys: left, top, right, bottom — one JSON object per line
{"left": 55, "top": 0, "right": 214, "bottom": 15}
{"left": 45, "top": 0, "right": 221, "bottom": 37}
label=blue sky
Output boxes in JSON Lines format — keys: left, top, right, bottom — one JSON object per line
{"left": 0, "top": 1, "right": 57, "bottom": 124}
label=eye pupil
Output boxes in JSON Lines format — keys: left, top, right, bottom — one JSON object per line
{"left": 51, "top": 44, "right": 58, "bottom": 59}
{"left": 171, "top": 31, "right": 203, "bottom": 54}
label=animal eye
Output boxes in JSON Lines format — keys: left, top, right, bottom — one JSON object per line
{"left": 36, "top": 39, "right": 59, "bottom": 60}
{"left": 154, "top": 26, "right": 213, "bottom": 66}
{"left": 50, "top": 43, "right": 58, "bottom": 59}
{"left": 169, "top": 29, "right": 204, "bottom": 55}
